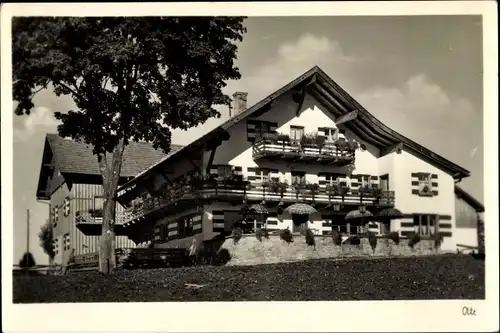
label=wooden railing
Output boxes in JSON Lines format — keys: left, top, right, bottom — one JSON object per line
{"left": 75, "top": 212, "right": 129, "bottom": 225}
{"left": 252, "top": 139, "right": 355, "bottom": 163}
{"left": 122, "top": 179, "right": 395, "bottom": 224}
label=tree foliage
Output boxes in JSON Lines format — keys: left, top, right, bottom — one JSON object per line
{"left": 38, "top": 220, "right": 55, "bottom": 260}
{"left": 12, "top": 17, "right": 247, "bottom": 154}
{"left": 12, "top": 17, "right": 247, "bottom": 274}
{"left": 19, "top": 252, "right": 36, "bottom": 268}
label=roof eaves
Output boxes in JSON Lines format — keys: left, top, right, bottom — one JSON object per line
{"left": 314, "top": 67, "right": 471, "bottom": 179}
{"left": 118, "top": 67, "right": 320, "bottom": 191}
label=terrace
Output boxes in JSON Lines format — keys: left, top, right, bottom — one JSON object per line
{"left": 120, "top": 169, "right": 395, "bottom": 225}
{"left": 252, "top": 132, "right": 357, "bottom": 166}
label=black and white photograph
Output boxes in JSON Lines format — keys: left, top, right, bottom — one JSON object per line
{"left": 1, "top": 2, "right": 498, "bottom": 332}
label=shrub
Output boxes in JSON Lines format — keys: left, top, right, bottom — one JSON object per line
{"left": 368, "top": 232, "right": 377, "bottom": 253}
{"left": 214, "top": 249, "right": 231, "bottom": 265}
{"left": 19, "top": 252, "right": 36, "bottom": 269}
{"left": 408, "top": 232, "right": 421, "bottom": 249}
{"left": 280, "top": 228, "right": 294, "bottom": 243}
{"left": 331, "top": 229, "right": 342, "bottom": 246}
{"left": 276, "top": 133, "right": 291, "bottom": 143}
{"left": 346, "top": 235, "right": 361, "bottom": 246}
{"left": 387, "top": 231, "right": 400, "bottom": 245}
{"left": 255, "top": 228, "right": 269, "bottom": 242}
{"left": 305, "top": 228, "right": 316, "bottom": 248}
{"left": 232, "top": 228, "right": 243, "bottom": 244}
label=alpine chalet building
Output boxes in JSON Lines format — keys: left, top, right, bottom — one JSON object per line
{"left": 116, "top": 66, "right": 479, "bottom": 254}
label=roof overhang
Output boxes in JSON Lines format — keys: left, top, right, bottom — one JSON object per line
{"left": 118, "top": 65, "right": 471, "bottom": 195}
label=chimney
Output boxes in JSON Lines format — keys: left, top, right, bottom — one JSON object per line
{"left": 231, "top": 92, "right": 248, "bottom": 116}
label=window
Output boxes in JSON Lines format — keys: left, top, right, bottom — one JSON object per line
{"left": 418, "top": 173, "right": 433, "bottom": 196}
{"left": 380, "top": 174, "right": 389, "bottom": 191}
{"left": 94, "top": 196, "right": 105, "bottom": 210}
{"left": 290, "top": 125, "right": 304, "bottom": 142}
{"left": 63, "top": 233, "right": 70, "bottom": 251}
{"left": 332, "top": 221, "right": 359, "bottom": 235}
{"left": 217, "top": 165, "right": 233, "bottom": 179}
{"left": 178, "top": 217, "right": 194, "bottom": 238}
{"left": 255, "top": 121, "right": 271, "bottom": 141}
{"left": 324, "top": 173, "right": 345, "bottom": 185}
{"left": 413, "top": 214, "right": 438, "bottom": 236}
{"left": 63, "top": 197, "right": 70, "bottom": 217}
{"left": 159, "top": 224, "right": 167, "bottom": 242}
{"left": 291, "top": 171, "right": 306, "bottom": 185}
{"left": 53, "top": 238, "right": 59, "bottom": 256}
{"left": 255, "top": 168, "right": 270, "bottom": 183}
{"left": 323, "top": 128, "right": 338, "bottom": 143}
{"left": 53, "top": 206, "right": 59, "bottom": 227}
{"left": 358, "top": 175, "right": 371, "bottom": 187}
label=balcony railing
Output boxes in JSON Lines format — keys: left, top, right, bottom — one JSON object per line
{"left": 252, "top": 138, "right": 355, "bottom": 165}
{"left": 122, "top": 178, "right": 395, "bottom": 224}
{"left": 75, "top": 212, "right": 129, "bottom": 225}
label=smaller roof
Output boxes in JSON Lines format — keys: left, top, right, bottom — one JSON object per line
{"left": 455, "top": 185, "right": 484, "bottom": 212}
{"left": 46, "top": 133, "right": 183, "bottom": 177}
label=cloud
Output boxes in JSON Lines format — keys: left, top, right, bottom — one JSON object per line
{"left": 356, "top": 73, "right": 477, "bottom": 131}
{"left": 170, "top": 34, "right": 368, "bottom": 145}
{"left": 229, "top": 33, "right": 368, "bottom": 105}
{"left": 14, "top": 106, "right": 61, "bottom": 141}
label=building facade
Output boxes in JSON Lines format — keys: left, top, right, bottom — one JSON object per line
{"left": 116, "top": 66, "right": 475, "bottom": 253}
{"left": 454, "top": 185, "right": 485, "bottom": 252}
{"left": 35, "top": 134, "right": 180, "bottom": 264}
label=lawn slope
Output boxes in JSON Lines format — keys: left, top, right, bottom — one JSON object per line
{"left": 13, "top": 254, "right": 484, "bottom": 303}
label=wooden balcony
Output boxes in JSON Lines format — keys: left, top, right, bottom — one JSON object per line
{"left": 122, "top": 179, "right": 395, "bottom": 225}
{"left": 252, "top": 140, "right": 355, "bottom": 166}
{"left": 75, "top": 212, "right": 129, "bottom": 236}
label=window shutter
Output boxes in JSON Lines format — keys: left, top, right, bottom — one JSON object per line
{"left": 53, "top": 206, "right": 59, "bottom": 226}
{"left": 63, "top": 197, "right": 70, "bottom": 217}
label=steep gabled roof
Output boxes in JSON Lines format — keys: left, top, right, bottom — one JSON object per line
{"left": 455, "top": 185, "right": 484, "bottom": 212}
{"left": 118, "top": 65, "right": 471, "bottom": 191}
{"left": 36, "top": 134, "right": 182, "bottom": 198}
{"left": 45, "top": 134, "right": 182, "bottom": 176}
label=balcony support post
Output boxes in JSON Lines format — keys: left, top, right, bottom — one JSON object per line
{"left": 205, "top": 147, "right": 217, "bottom": 176}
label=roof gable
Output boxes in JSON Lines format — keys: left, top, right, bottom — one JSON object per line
{"left": 119, "top": 65, "right": 471, "bottom": 190}
{"left": 36, "top": 134, "right": 182, "bottom": 198}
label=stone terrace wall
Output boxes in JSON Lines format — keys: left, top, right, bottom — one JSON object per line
{"left": 219, "top": 234, "right": 439, "bottom": 266}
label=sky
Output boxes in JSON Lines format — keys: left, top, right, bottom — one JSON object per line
{"left": 12, "top": 15, "right": 484, "bottom": 265}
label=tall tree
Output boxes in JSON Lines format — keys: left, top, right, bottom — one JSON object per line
{"left": 13, "top": 17, "right": 247, "bottom": 274}
{"left": 38, "top": 219, "right": 55, "bottom": 267}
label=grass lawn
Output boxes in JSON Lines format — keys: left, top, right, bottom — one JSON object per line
{"left": 13, "top": 254, "right": 484, "bottom": 303}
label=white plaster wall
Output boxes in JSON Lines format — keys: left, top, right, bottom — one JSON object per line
{"left": 394, "top": 150, "right": 456, "bottom": 251}
{"left": 455, "top": 228, "right": 478, "bottom": 248}
{"left": 212, "top": 92, "right": 380, "bottom": 184}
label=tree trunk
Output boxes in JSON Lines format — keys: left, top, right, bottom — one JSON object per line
{"left": 98, "top": 139, "right": 126, "bottom": 275}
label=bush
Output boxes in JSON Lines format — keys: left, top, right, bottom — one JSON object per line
{"left": 280, "top": 228, "right": 294, "bottom": 243}
{"left": 256, "top": 228, "right": 269, "bottom": 242}
{"left": 232, "top": 228, "right": 243, "bottom": 244}
{"left": 305, "top": 228, "right": 316, "bottom": 248}
{"left": 19, "top": 252, "right": 36, "bottom": 269}
{"left": 368, "top": 232, "right": 377, "bottom": 252}
{"left": 331, "top": 229, "right": 342, "bottom": 246}
{"left": 387, "top": 231, "right": 400, "bottom": 245}
{"left": 345, "top": 235, "right": 361, "bottom": 246}
{"left": 408, "top": 232, "right": 421, "bottom": 249}
{"left": 214, "top": 249, "right": 231, "bottom": 265}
